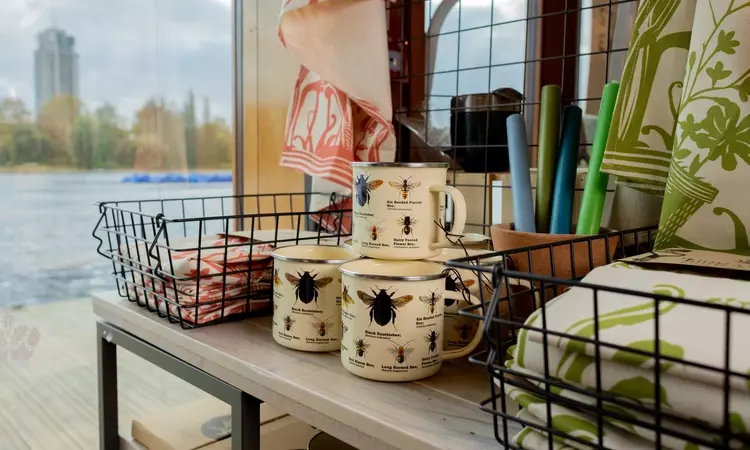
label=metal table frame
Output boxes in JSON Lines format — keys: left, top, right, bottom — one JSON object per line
{"left": 97, "top": 321, "right": 261, "bottom": 450}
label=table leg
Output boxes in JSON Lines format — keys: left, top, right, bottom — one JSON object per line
{"left": 232, "top": 391, "right": 261, "bottom": 450}
{"left": 98, "top": 326, "right": 120, "bottom": 449}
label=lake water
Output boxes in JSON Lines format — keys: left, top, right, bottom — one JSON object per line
{"left": 0, "top": 172, "right": 232, "bottom": 308}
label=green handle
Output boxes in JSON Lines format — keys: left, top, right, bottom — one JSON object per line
{"left": 535, "top": 85, "right": 562, "bottom": 233}
{"left": 576, "top": 82, "right": 620, "bottom": 235}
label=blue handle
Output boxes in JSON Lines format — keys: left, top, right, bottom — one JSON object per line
{"left": 550, "top": 105, "right": 582, "bottom": 234}
{"left": 506, "top": 114, "right": 535, "bottom": 232}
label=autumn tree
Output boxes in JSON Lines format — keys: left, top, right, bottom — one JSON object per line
{"left": 132, "top": 98, "right": 186, "bottom": 171}
{"left": 38, "top": 94, "right": 81, "bottom": 165}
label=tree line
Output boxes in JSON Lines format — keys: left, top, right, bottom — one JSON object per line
{"left": 0, "top": 91, "right": 233, "bottom": 170}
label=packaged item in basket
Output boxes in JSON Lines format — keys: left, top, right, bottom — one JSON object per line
{"left": 118, "top": 232, "right": 274, "bottom": 279}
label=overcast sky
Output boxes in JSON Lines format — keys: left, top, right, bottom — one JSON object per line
{"left": 0, "top": 0, "right": 233, "bottom": 124}
{"left": 0, "top": 0, "right": 534, "bottom": 128}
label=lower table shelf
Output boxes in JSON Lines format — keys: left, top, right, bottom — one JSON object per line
{"left": 93, "top": 291, "right": 514, "bottom": 450}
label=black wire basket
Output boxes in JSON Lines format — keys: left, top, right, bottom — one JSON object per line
{"left": 447, "top": 226, "right": 750, "bottom": 449}
{"left": 92, "top": 192, "right": 351, "bottom": 329}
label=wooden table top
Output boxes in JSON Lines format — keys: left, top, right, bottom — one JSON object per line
{"left": 93, "top": 292, "right": 516, "bottom": 450}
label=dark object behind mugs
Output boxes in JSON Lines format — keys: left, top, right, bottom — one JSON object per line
{"left": 447, "top": 88, "right": 523, "bottom": 173}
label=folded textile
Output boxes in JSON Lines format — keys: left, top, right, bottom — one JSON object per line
{"left": 512, "top": 262, "right": 750, "bottom": 436}
{"left": 522, "top": 264, "right": 750, "bottom": 392}
{"left": 512, "top": 416, "right": 573, "bottom": 450}
{"left": 129, "top": 286, "right": 268, "bottom": 325}
{"left": 509, "top": 351, "right": 738, "bottom": 449}
{"left": 119, "top": 232, "right": 274, "bottom": 280}
{"left": 129, "top": 266, "right": 272, "bottom": 307}
{"left": 277, "top": 0, "right": 396, "bottom": 232}
{"left": 507, "top": 392, "right": 654, "bottom": 449}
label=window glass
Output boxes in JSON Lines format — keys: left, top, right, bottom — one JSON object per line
{"left": 0, "top": 0, "right": 233, "bottom": 305}
{"left": 425, "top": 0, "right": 528, "bottom": 133}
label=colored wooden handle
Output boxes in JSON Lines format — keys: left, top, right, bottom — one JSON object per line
{"left": 506, "top": 113, "right": 535, "bottom": 233}
{"left": 576, "top": 82, "right": 620, "bottom": 235}
{"left": 535, "top": 85, "right": 562, "bottom": 233}
{"left": 550, "top": 105, "right": 582, "bottom": 234}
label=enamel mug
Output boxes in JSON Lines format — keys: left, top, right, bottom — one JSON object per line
{"left": 350, "top": 162, "right": 467, "bottom": 260}
{"left": 338, "top": 259, "right": 482, "bottom": 382}
{"left": 271, "top": 245, "right": 358, "bottom": 352}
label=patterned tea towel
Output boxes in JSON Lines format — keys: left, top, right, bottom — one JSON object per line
{"left": 599, "top": 0, "right": 750, "bottom": 254}
{"left": 655, "top": 1, "right": 750, "bottom": 253}
{"left": 600, "top": 0, "right": 697, "bottom": 195}
{"left": 119, "top": 233, "right": 274, "bottom": 305}
{"left": 278, "top": 0, "right": 396, "bottom": 232}
{"left": 505, "top": 262, "right": 750, "bottom": 448}
{"left": 120, "top": 233, "right": 273, "bottom": 282}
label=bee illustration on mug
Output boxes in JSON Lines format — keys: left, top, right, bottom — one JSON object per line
{"left": 366, "top": 219, "right": 385, "bottom": 241}
{"left": 354, "top": 174, "right": 383, "bottom": 207}
{"left": 311, "top": 316, "right": 335, "bottom": 337}
{"left": 397, "top": 215, "right": 416, "bottom": 237}
{"left": 388, "top": 340, "right": 415, "bottom": 365}
{"left": 389, "top": 176, "right": 421, "bottom": 200}
{"left": 285, "top": 270, "right": 333, "bottom": 307}
{"left": 419, "top": 290, "right": 442, "bottom": 314}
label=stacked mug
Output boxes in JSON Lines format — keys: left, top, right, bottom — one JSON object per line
{"left": 339, "top": 162, "right": 484, "bottom": 382}
{"left": 271, "top": 162, "right": 484, "bottom": 382}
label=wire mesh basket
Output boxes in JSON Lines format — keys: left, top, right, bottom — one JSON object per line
{"left": 92, "top": 192, "right": 351, "bottom": 329}
{"left": 446, "top": 226, "right": 750, "bottom": 449}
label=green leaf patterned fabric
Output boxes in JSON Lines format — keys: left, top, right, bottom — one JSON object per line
{"left": 600, "top": 0, "right": 697, "bottom": 195}
{"left": 600, "top": 0, "right": 750, "bottom": 255}
{"left": 505, "top": 263, "right": 750, "bottom": 448}
{"left": 655, "top": 0, "right": 750, "bottom": 254}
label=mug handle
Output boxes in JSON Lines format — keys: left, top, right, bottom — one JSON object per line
{"left": 428, "top": 185, "right": 467, "bottom": 250}
{"left": 441, "top": 290, "right": 483, "bottom": 360}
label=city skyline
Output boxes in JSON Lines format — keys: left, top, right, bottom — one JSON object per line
{"left": 34, "top": 27, "right": 79, "bottom": 117}
{"left": 0, "top": 0, "right": 233, "bottom": 123}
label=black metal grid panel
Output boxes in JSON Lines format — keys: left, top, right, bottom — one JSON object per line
{"left": 388, "top": 0, "right": 637, "bottom": 234}
{"left": 92, "top": 193, "right": 351, "bottom": 329}
{"left": 446, "top": 227, "right": 750, "bottom": 449}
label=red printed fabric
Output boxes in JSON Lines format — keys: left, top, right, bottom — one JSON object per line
{"left": 119, "top": 232, "right": 274, "bottom": 307}
{"left": 279, "top": 67, "right": 392, "bottom": 188}
{"left": 278, "top": 0, "right": 396, "bottom": 231}
{"left": 129, "top": 285, "right": 269, "bottom": 325}
{"left": 130, "top": 263, "right": 272, "bottom": 306}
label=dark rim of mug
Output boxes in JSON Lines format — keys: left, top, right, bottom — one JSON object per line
{"left": 339, "top": 260, "right": 447, "bottom": 281}
{"left": 350, "top": 162, "right": 449, "bottom": 168}
{"left": 272, "top": 245, "right": 359, "bottom": 264}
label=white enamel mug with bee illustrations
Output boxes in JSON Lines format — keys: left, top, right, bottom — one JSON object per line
{"left": 338, "top": 259, "right": 483, "bottom": 382}
{"left": 350, "top": 162, "right": 467, "bottom": 260}
{"left": 271, "top": 245, "right": 359, "bottom": 352}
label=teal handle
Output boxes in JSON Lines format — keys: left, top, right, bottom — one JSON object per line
{"left": 550, "top": 105, "right": 582, "bottom": 234}
{"left": 576, "top": 82, "right": 620, "bottom": 235}
{"left": 535, "top": 85, "right": 562, "bottom": 233}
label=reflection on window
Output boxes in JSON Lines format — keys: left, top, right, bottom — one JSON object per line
{"left": 425, "top": 0, "right": 528, "bottom": 136}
